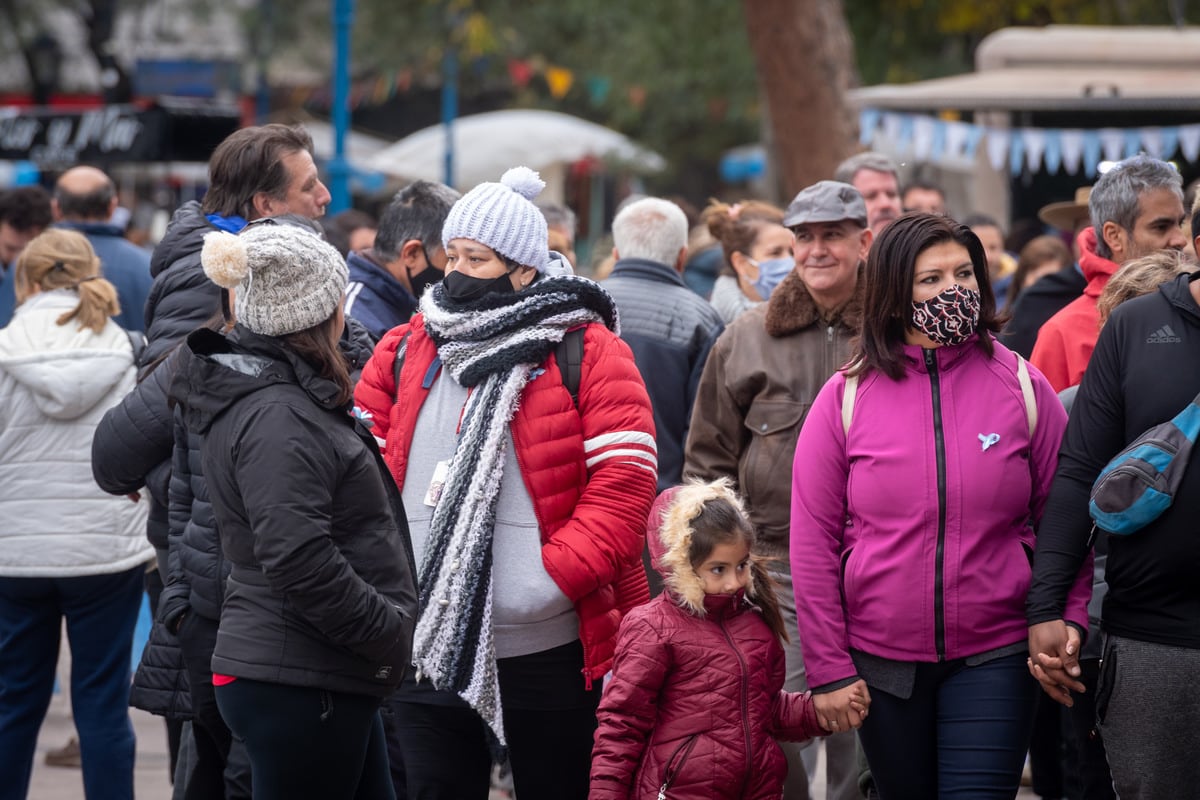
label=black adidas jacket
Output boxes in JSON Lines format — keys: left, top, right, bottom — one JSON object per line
{"left": 1028, "top": 272, "right": 1200, "bottom": 648}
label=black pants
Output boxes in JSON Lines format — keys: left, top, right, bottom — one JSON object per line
{"left": 144, "top": 565, "right": 184, "bottom": 780}
{"left": 177, "top": 612, "right": 251, "bottom": 799}
{"left": 1028, "top": 691, "right": 1066, "bottom": 798}
{"left": 390, "top": 640, "right": 601, "bottom": 800}
{"left": 1066, "top": 658, "right": 1116, "bottom": 800}
{"left": 216, "top": 678, "right": 393, "bottom": 800}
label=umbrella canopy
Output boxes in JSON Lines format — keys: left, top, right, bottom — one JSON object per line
{"left": 300, "top": 120, "right": 392, "bottom": 167}
{"left": 365, "top": 109, "right": 665, "bottom": 200}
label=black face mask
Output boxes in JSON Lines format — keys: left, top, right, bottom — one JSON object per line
{"left": 441, "top": 268, "right": 515, "bottom": 303}
{"left": 409, "top": 265, "right": 442, "bottom": 300}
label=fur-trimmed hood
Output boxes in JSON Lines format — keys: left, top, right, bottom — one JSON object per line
{"left": 763, "top": 268, "right": 863, "bottom": 338}
{"left": 648, "top": 480, "right": 761, "bottom": 616}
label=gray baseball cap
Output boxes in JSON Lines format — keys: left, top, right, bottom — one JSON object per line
{"left": 783, "top": 180, "right": 868, "bottom": 228}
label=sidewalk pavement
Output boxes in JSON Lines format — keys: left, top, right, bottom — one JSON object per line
{"left": 25, "top": 687, "right": 1039, "bottom": 800}
{"left": 27, "top": 690, "right": 173, "bottom": 799}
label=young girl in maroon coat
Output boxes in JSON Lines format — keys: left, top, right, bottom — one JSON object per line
{"left": 590, "top": 480, "right": 859, "bottom": 799}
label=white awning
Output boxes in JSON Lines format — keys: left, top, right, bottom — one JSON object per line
{"left": 849, "top": 67, "right": 1200, "bottom": 113}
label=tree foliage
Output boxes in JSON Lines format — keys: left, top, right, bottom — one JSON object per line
{"left": 337, "top": 0, "right": 764, "bottom": 199}
{"left": 846, "top": 0, "right": 1188, "bottom": 85}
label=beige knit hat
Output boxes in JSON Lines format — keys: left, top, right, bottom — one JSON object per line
{"left": 201, "top": 222, "right": 348, "bottom": 337}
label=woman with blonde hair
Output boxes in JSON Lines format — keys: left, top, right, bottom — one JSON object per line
{"left": 0, "top": 228, "right": 153, "bottom": 800}
{"left": 1097, "top": 249, "right": 1197, "bottom": 326}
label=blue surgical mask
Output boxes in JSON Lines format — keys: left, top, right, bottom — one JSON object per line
{"left": 750, "top": 257, "right": 794, "bottom": 300}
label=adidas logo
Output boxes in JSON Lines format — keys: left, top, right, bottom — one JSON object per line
{"left": 1147, "top": 324, "right": 1182, "bottom": 344}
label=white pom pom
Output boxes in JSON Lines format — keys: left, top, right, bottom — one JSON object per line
{"left": 201, "top": 231, "right": 249, "bottom": 289}
{"left": 500, "top": 166, "right": 545, "bottom": 201}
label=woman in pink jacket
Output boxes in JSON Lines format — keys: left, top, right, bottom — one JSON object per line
{"left": 790, "top": 213, "right": 1090, "bottom": 799}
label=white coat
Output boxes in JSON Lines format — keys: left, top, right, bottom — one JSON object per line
{"left": 0, "top": 290, "right": 152, "bottom": 577}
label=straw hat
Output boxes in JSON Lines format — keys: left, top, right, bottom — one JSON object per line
{"left": 1038, "top": 187, "right": 1092, "bottom": 232}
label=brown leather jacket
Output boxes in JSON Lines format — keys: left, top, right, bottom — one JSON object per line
{"left": 684, "top": 270, "right": 861, "bottom": 559}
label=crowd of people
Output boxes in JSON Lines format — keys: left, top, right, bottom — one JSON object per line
{"left": 0, "top": 123, "right": 1197, "bottom": 800}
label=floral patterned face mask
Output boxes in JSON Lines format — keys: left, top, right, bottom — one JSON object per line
{"left": 910, "top": 284, "right": 981, "bottom": 346}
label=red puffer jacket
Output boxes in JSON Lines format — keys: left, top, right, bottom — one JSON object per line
{"left": 354, "top": 314, "right": 657, "bottom": 684}
{"left": 590, "top": 489, "right": 822, "bottom": 799}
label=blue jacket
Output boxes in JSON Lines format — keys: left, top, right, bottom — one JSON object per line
{"left": 0, "top": 265, "right": 15, "bottom": 328}
{"left": 344, "top": 251, "right": 418, "bottom": 341}
{"left": 56, "top": 221, "right": 152, "bottom": 332}
{"left": 601, "top": 257, "right": 724, "bottom": 491}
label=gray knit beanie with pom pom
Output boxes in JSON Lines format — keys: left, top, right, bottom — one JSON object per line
{"left": 440, "top": 166, "right": 551, "bottom": 273}
{"left": 200, "top": 222, "right": 348, "bottom": 337}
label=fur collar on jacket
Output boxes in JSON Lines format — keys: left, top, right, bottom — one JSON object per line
{"left": 764, "top": 269, "right": 863, "bottom": 338}
{"left": 653, "top": 481, "right": 761, "bottom": 616}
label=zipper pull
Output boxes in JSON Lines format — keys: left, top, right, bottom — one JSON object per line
{"left": 827, "top": 325, "right": 833, "bottom": 343}
{"left": 658, "top": 787, "right": 668, "bottom": 800}
{"left": 924, "top": 348, "right": 935, "bottom": 367}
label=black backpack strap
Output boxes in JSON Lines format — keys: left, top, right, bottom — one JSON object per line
{"left": 391, "top": 331, "right": 413, "bottom": 404}
{"left": 555, "top": 327, "right": 585, "bottom": 409}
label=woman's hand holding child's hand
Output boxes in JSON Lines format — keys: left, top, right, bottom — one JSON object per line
{"left": 813, "top": 679, "right": 871, "bottom": 732}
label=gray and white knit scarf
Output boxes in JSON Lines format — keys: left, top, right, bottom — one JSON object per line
{"left": 412, "top": 275, "right": 618, "bottom": 754}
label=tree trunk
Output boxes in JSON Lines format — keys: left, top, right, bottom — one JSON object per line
{"left": 741, "top": 0, "right": 860, "bottom": 199}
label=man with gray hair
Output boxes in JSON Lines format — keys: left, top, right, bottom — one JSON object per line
{"left": 601, "top": 197, "right": 724, "bottom": 494}
{"left": 344, "top": 179, "right": 461, "bottom": 341}
{"left": 834, "top": 151, "right": 902, "bottom": 237}
{"left": 1031, "top": 154, "right": 1186, "bottom": 391}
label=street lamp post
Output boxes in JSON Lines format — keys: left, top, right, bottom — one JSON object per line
{"left": 29, "top": 33, "right": 62, "bottom": 106}
{"left": 442, "top": 46, "right": 457, "bottom": 187}
{"left": 328, "top": 0, "right": 354, "bottom": 214}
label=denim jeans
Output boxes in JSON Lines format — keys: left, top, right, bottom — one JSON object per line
{"left": 0, "top": 567, "right": 144, "bottom": 800}
{"left": 857, "top": 652, "right": 1037, "bottom": 800}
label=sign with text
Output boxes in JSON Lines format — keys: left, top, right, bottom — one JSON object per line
{"left": 0, "top": 105, "right": 164, "bottom": 167}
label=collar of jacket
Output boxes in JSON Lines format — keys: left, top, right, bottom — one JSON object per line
{"left": 1163, "top": 270, "right": 1200, "bottom": 322}
{"left": 1075, "top": 226, "right": 1120, "bottom": 298}
{"left": 701, "top": 588, "right": 749, "bottom": 619}
{"left": 764, "top": 268, "right": 863, "bottom": 338}
{"left": 609, "top": 257, "right": 688, "bottom": 288}
{"left": 347, "top": 250, "right": 418, "bottom": 305}
{"left": 231, "top": 325, "right": 348, "bottom": 410}
{"left": 54, "top": 220, "right": 125, "bottom": 238}
{"left": 177, "top": 325, "right": 348, "bottom": 425}
{"left": 899, "top": 333, "right": 984, "bottom": 375}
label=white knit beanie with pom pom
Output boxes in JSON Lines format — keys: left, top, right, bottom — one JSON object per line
{"left": 200, "top": 222, "right": 348, "bottom": 337}
{"left": 440, "top": 166, "right": 551, "bottom": 273}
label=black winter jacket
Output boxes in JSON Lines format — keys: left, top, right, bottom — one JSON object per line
{"left": 601, "top": 258, "right": 724, "bottom": 491}
{"left": 143, "top": 202, "right": 220, "bottom": 368}
{"left": 1000, "top": 263, "right": 1087, "bottom": 358}
{"left": 1028, "top": 272, "right": 1200, "bottom": 648}
{"left": 91, "top": 351, "right": 176, "bottom": 547}
{"left": 173, "top": 325, "right": 418, "bottom": 696}
{"left": 158, "top": 314, "right": 377, "bottom": 630}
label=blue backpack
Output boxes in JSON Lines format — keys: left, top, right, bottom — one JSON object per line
{"left": 1088, "top": 395, "right": 1200, "bottom": 536}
